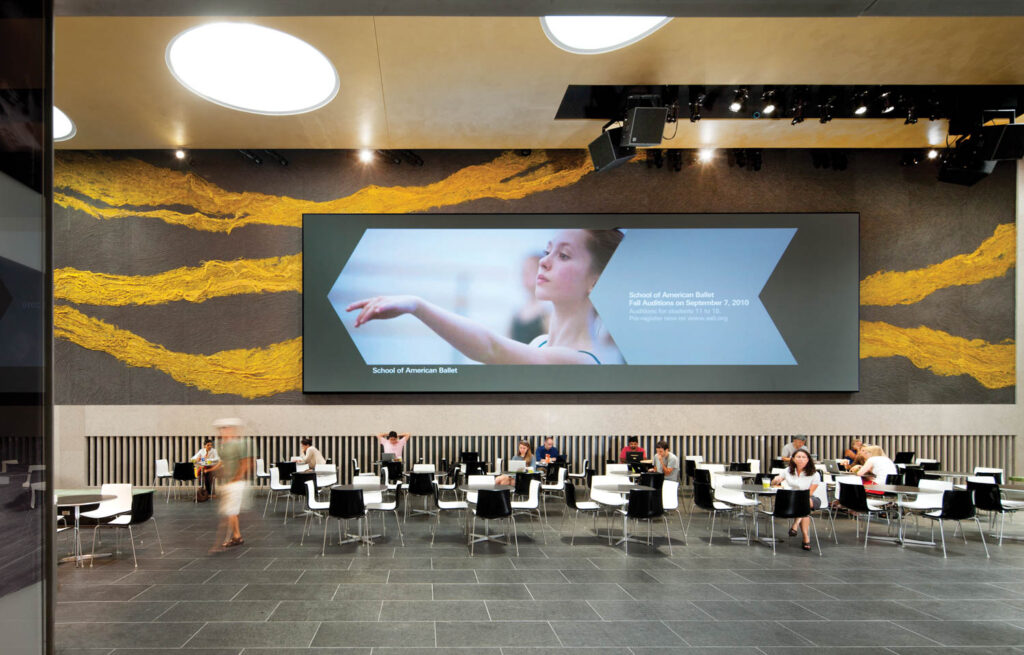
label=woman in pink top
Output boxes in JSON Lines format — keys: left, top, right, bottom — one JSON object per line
{"left": 377, "top": 431, "right": 411, "bottom": 458}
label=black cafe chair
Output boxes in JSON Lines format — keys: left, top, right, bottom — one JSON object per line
{"left": 638, "top": 471, "right": 664, "bottom": 491}
{"left": 470, "top": 489, "right": 517, "bottom": 556}
{"left": 893, "top": 451, "right": 916, "bottom": 465}
{"left": 967, "top": 478, "right": 1023, "bottom": 546}
{"left": 513, "top": 471, "right": 541, "bottom": 499}
{"left": 89, "top": 491, "right": 164, "bottom": 567}
{"left": 324, "top": 488, "right": 369, "bottom": 556}
{"left": 460, "top": 451, "right": 480, "bottom": 464}
{"left": 465, "top": 461, "right": 488, "bottom": 477}
{"left": 902, "top": 466, "right": 926, "bottom": 488}
{"left": 619, "top": 488, "right": 672, "bottom": 554}
{"left": 728, "top": 462, "right": 751, "bottom": 472}
{"left": 403, "top": 472, "right": 437, "bottom": 521}
{"left": 770, "top": 458, "right": 785, "bottom": 470}
{"left": 687, "top": 481, "right": 745, "bottom": 546}
{"left": 921, "top": 489, "right": 989, "bottom": 559}
{"left": 757, "top": 488, "right": 821, "bottom": 556}
{"left": 561, "top": 481, "right": 601, "bottom": 545}
{"left": 836, "top": 481, "right": 887, "bottom": 547}
{"left": 171, "top": 462, "right": 197, "bottom": 501}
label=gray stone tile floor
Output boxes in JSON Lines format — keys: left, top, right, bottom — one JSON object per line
{"left": 55, "top": 487, "right": 1024, "bottom": 654}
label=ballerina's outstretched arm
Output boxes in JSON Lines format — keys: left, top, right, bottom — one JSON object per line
{"left": 346, "top": 295, "right": 594, "bottom": 365}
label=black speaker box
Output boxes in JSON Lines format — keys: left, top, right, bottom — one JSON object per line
{"left": 975, "top": 124, "right": 1024, "bottom": 161}
{"left": 588, "top": 127, "right": 636, "bottom": 172}
{"left": 621, "top": 106, "right": 669, "bottom": 147}
{"left": 938, "top": 157, "right": 997, "bottom": 186}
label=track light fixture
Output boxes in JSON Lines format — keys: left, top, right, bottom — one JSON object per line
{"left": 729, "top": 88, "right": 748, "bottom": 113}
{"left": 880, "top": 90, "right": 895, "bottom": 114}
{"left": 760, "top": 88, "right": 776, "bottom": 115}
{"left": 667, "top": 149, "right": 684, "bottom": 172}
{"left": 238, "top": 149, "right": 263, "bottom": 165}
{"left": 376, "top": 150, "right": 403, "bottom": 165}
{"left": 903, "top": 98, "right": 918, "bottom": 125}
{"left": 853, "top": 91, "right": 869, "bottom": 116}
{"left": 819, "top": 95, "right": 837, "bottom": 124}
{"left": 263, "top": 149, "right": 289, "bottom": 166}
{"left": 688, "top": 86, "right": 706, "bottom": 122}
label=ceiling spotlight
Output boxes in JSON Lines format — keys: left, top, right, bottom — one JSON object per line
{"left": 819, "top": 95, "right": 837, "bottom": 124}
{"left": 540, "top": 16, "right": 672, "bottom": 55}
{"left": 357, "top": 148, "right": 374, "bottom": 163}
{"left": 904, "top": 101, "right": 918, "bottom": 125}
{"left": 174, "top": 149, "right": 186, "bottom": 160}
{"left": 729, "top": 88, "right": 748, "bottom": 113}
{"left": 853, "top": 91, "right": 869, "bottom": 115}
{"left": 238, "top": 149, "right": 263, "bottom": 165}
{"left": 761, "top": 88, "right": 776, "bottom": 115}
{"left": 790, "top": 89, "right": 807, "bottom": 125}
{"left": 880, "top": 91, "right": 895, "bottom": 114}
{"left": 263, "top": 149, "right": 289, "bottom": 166}
{"left": 927, "top": 149, "right": 939, "bottom": 160}
{"left": 53, "top": 106, "right": 76, "bottom": 141}
{"left": 698, "top": 148, "right": 714, "bottom": 163}
{"left": 166, "top": 23, "right": 339, "bottom": 115}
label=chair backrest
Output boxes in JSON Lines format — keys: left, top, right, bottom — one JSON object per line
{"left": 508, "top": 459, "right": 526, "bottom": 472}
{"left": 476, "top": 488, "right": 512, "bottom": 519}
{"left": 460, "top": 451, "right": 479, "bottom": 463}
{"left": 835, "top": 474, "right": 862, "bottom": 486}
{"left": 128, "top": 490, "right": 155, "bottom": 523}
{"left": 939, "top": 489, "right": 976, "bottom": 520}
{"left": 172, "top": 462, "right": 194, "bottom": 481}
{"left": 305, "top": 480, "right": 318, "bottom": 508}
{"left": 607, "top": 464, "right": 629, "bottom": 475}
{"left": 662, "top": 480, "right": 680, "bottom": 510}
{"left": 255, "top": 458, "right": 268, "bottom": 477}
{"left": 746, "top": 459, "right": 761, "bottom": 473}
{"left": 564, "top": 481, "right": 580, "bottom": 510}
{"left": 98, "top": 483, "right": 133, "bottom": 515}
{"left": 408, "top": 472, "right": 434, "bottom": 495}
{"left": 966, "top": 478, "right": 1002, "bottom": 512}
{"left": 351, "top": 457, "right": 360, "bottom": 478}
{"left": 328, "top": 488, "right": 365, "bottom": 519}
{"left": 712, "top": 474, "right": 741, "bottom": 489}
{"left": 352, "top": 476, "right": 379, "bottom": 489}
{"left": 549, "top": 467, "right": 568, "bottom": 488}
{"left": 413, "top": 463, "right": 435, "bottom": 473}
{"left": 883, "top": 473, "right": 903, "bottom": 486}
{"left": 728, "top": 462, "right": 751, "bottom": 472}
{"left": 773, "top": 488, "right": 811, "bottom": 519}
{"left": 973, "top": 467, "right": 1004, "bottom": 484}
{"left": 685, "top": 455, "right": 704, "bottom": 463}
{"left": 693, "top": 468, "right": 712, "bottom": 485}
{"left": 270, "top": 466, "right": 282, "bottom": 487}
{"left": 277, "top": 461, "right": 297, "bottom": 481}
{"left": 520, "top": 478, "right": 541, "bottom": 505}
{"left": 902, "top": 466, "right": 925, "bottom": 487}
{"left": 770, "top": 458, "right": 785, "bottom": 470}
{"left": 692, "top": 482, "right": 716, "bottom": 511}
{"left": 467, "top": 475, "right": 493, "bottom": 487}
{"left": 514, "top": 472, "right": 541, "bottom": 496}
{"left": 838, "top": 481, "right": 869, "bottom": 513}
{"left": 700, "top": 463, "right": 726, "bottom": 474}
{"left": 155, "top": 459, "right": 170, "bottom": 477}
{"left": 493, "top": 458, "right": 503, "bottom": 472}
{"left": 290, "top": 472, "right": 311, "bottom": 495}
{"left": 918, "top": 478, "right": 952, "bottom": 492}
{"left": 465, "top": 461, "right": 488, "bottom": 476}
{"left": 638, "top": 471, "right": 664, "bottom": 491}
{"left": 916, "top": 458, "right": 940, "bottom": 471}
{"left": 893, "top": 451, "right": 916, "bottom": 464}
{"left": 626, "top": 488, "right": 663, "bottom": 519}
{"left": 295, "top": 463, "right": 309, "bottom": 473}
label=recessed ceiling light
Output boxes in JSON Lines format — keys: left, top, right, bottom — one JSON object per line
{"left": 540, "top": 16, "right": 672, "bottom": 54}
{"left": 175, "top": 149, "right": 186, "bottom": 160}
{"left": 698, "top": 148, "right": 714, "bottom": 163}
{"left": 358, "top": 148, "right": 374, "bottom": 163}
{"left": 54, "top": 106, "right": 76, "bottom": 141}
{"left": 927, "top": 149, "right": 939, "bottom": 160}
{"left": 166, "top": 22, "right": 339, "bottom": 115}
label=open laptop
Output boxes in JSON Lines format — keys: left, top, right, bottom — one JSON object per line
{"left": 508, "top": 459, "right": 526, "bottom": 472}
{"left": 381, "top": 452, "right": 397, "bottom": 462}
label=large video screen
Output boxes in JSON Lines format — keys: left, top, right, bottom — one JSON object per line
{"left": 303, "top": 214, "right": 859, "bottom": 393}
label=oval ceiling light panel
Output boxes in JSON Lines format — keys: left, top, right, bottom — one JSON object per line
{"left": 541, "top": 16, "right": 672, "bottom": 54}
{"left": 54, "top": 106, "right": 76, "bottom": 141}
{"left": 166, "top": 22, "right": 339, "bottom": 115}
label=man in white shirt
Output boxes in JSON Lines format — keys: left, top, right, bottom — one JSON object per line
{"left": 191, "top": 439, "right": 220, "bottom": 497}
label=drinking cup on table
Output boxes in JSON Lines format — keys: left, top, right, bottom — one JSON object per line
{"left": 762, "top": 479, "right": 770, "bottom": 489}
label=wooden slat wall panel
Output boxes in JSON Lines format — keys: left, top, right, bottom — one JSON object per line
{"left": 85, "top": 434, "right": 1017, "bottom": 486}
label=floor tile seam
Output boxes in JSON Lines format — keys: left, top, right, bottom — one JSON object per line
{"left": 265, "top": 600, "right": 283, "bottom": 622}
{"left": 228, "top": 583, "right": 248, "bottom": 601}
{"left": 434, "top": 619, "right": 438, "bottom": 647}
{"left": 805, "top": 583, "right": 842, "bottom": 601}
{"left": 687, "top": 599, "right": 718, "bottom": 621}
{"left": 659, "top": 618, "right": 692, "bottom": 647}
{"left": 616, "top": 583, "right": 638, "bottom": 601}
{"left": 772, "top": 618, "right": 816, "bottom": 646}
{"left": 125, "top": 583, "right": 155, "bottom": 601}
{"left": 308, "top": 620, "right": 323, "bottom": 648}
{"left": 884, "top": 619, "right": 947, "bottom": 646}
{"left": 148, "top": 599, "right": 181, "bottom": 622}
{"left": 178, "top": 620, "right": 209, "bottom": 649}
{"left": 788, "top": 599, "right": 830, "bottom": 620}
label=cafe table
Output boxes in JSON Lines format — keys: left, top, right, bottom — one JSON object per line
{"left": 329, "top": 484, "right": 388, "bottom": 545}
{"left": 864, "top": 483, "right": 938, "bottom": 546}
{"left": 55, "top": 492, "right": 116, "bottom": 567}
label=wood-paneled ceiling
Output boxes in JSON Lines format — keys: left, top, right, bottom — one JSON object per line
{"left": 55, "top": 15, "right": 1024, "bottom": 150}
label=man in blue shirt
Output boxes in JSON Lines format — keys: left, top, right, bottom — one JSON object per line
{"left": 535, "top": 437, "right": 560, "bottom": 466}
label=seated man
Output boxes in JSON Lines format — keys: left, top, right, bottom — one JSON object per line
{"left": 652, "top": 440, "right": 680, "bottom": 481}
{"left": 291, "top": 437, "right": 326, "bottom": 469}
{"left": 619, "top": 436, "right": 646, "bottom": 463}
{"left": 191, "top": 439, "right": 220, "bottom": 497}
{"left": 534, "top": 437, "right": 560, "bottom": 467}
{"left": 779, "top": 435, "right": 807, "bottom": 463}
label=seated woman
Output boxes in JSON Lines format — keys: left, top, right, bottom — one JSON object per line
{"left": 496, "top": 441, "right": 535, "bottom": 485}
{"left": 841, "top": 439, "right": 864, "bottom": 469}
{"left": 772, "top": 449, "right": 827, "bottom": 551}
{"left": 853, "top": 445, "right": 897, "bottom": 483}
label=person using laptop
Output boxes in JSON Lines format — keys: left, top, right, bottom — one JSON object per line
{"left": 535, "top": 437, "right": 560, "bottom": 466}
{"left": 291, "top": 437, "right": 326, "bottom": 469}
{"left": 377, "top": 430, "right": 412, "bottom": 460}
{"left": 511, "top": 440, "right": 534, "bottom": 469}
{"left": 619, "top": 436, "right": 646, "bottom": 463}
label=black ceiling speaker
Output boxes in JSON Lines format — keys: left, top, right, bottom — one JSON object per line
{"left": 974, "top": 124, "right": 1024, "bottom": 160}
{"left": 588, "top": 127, "right": 636, "bottom": 172}
{"left": 621, "top": 106, "right": 669, "bottom": 147}
{"left": 938, "top": 149, "right": 997, "bottom": 186}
